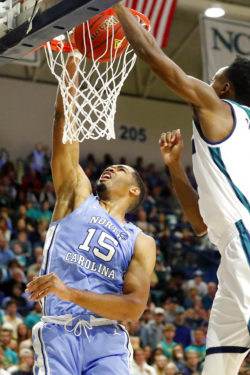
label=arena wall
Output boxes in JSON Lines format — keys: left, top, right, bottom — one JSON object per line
{"left": 0, "top": 77, "right": 193, "bottom": 167}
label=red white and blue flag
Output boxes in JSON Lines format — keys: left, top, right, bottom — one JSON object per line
{"left": 124, "top": 0, "right": 178, "bottom": 48}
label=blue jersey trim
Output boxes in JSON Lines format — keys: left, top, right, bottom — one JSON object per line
{"left": 43, "top": 224, "right": 58, "bottom": 315}
{"left": 38, "top": 327, "right": 47, "bottom": 374}
{"left": 248, "top": 319, "right": 250, "bottom": 335}
{"left": 206, "top": 346, "right": 250, "bottom": 355}
{"left": 209, "top": 147, "right": 250, "bottom": 213}
{"left": 193, "top": 100, "right": 236, "bottom": 145}
{"left": 235, "top": 220, "right": 250, "bottom": 267}
{"left": 44, "top": 224, "right": 58, "bottom": 274}
{"left": 192, "top": 139, "right": 196, "bottom": 154}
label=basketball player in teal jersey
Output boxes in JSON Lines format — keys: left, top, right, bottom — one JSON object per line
{"left": 114, "top": 3, "right": 250, "bottom": 375}
{"left": 26, "top": 55, "right": 156, "bottom": 374}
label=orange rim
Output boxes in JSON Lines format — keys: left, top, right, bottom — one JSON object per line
{"left": 28, "top": 8, "right": 151, "bottom": 54}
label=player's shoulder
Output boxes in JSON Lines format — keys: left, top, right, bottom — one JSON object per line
{"left": 134, "top": 232, "right": 156, "bottom": 253}
{"left": 133, "top": 233, "right": 156, "bottom": 272}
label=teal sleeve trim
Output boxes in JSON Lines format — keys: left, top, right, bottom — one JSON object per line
{"left": 209, "top": 147, "right": 250, "bottom": 213}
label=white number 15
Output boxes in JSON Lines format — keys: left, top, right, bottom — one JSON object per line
{"left": 79, "top": 228, "right": 118, "bottom": 262}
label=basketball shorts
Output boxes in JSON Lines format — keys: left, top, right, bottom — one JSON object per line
{"left": 202, "top": 220, "right": 250, "bottom": 375}
{"left": 32, "top": 315, "right": 133, "bottom": 375}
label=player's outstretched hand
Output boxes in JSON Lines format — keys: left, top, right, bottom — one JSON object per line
{"left": 25, "top": 273, "right": 71, "bottom": 302}
{"left": 159, "top": 129, "right": 184, "bottom": 166}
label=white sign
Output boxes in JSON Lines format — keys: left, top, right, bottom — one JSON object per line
{"left": 200, "top": 16, "right": 250, "bottom": 82}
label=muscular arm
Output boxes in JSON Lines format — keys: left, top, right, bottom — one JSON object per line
{"left": 114, "top": 3, "right": 233, "bottom": 142}
{"left": 26, "top": 233, "right": 156, "bottom": 321}
{"left": 160, "top": 131, "right": 207, "bottom": 236}
{"left": 51, "top": 56, "right": 92, "bottom": 221}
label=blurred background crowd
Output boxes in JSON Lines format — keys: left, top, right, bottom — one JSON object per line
{"left": 0, "top": 144, "right": 249, "bottom": 375}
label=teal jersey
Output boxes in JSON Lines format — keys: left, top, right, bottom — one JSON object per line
{"left": 185, "top": 344, "right": 206, "bottom": 360}
{"left": 3, "top": 348, "right": 18, "bottom": 367}
{"left": 159, "top": 341, "right": 177, "bottom": 359}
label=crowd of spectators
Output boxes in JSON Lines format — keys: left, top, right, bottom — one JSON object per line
{"left": 0, "top": 144, "right": 249, "bottom": 374}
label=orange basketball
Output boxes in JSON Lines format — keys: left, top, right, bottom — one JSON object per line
{"left": 74, "top": 8, "right": 128, "bottom": 63}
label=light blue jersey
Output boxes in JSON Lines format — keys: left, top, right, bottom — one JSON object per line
{"left": 40, "top": 194, "right": 141, "bottom": 317}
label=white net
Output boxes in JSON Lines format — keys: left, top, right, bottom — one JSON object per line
{"left": 44, "top": 13, "right": 147, "bottom": 144}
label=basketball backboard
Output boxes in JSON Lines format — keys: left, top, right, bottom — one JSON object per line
{"left": 0, "top": 0, "right": 120, "bottom": 66}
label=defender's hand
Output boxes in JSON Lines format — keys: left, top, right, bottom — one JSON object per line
{"left": 159, "top": 130, "right": 184, "bottom": 166}
{"left": 25, "top": 273, "right": 71, "bottom": 302}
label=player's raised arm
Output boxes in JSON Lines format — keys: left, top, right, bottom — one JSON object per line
{"left": 114, "top": 3, "right": 233, "bottom": 142}
{"left": 159, "top": 130, "right": 207, "bottom": 236}
{"left": 51, "top": 55, "right": 92, "bottom": 219}
{"left": 114, "top": 3, "right": 217, "bottom": 108}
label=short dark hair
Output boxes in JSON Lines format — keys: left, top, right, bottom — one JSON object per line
{"left": 128, "top": 170, "right": 146, "bottom": 213}
{"left": 6, "top": 299, "right": 18, "bottom": 308}
{"left": 226, "top": 56, "right": 250, "bottom": 106}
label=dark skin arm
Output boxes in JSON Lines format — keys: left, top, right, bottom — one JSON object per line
{"left": 26, "top": 233, "right": 156, "bottom": 321}
{"left": 159, "top": 130, "right": 207, "bottom": 236}
{"left": 114, "top": 3, "right": 233, "bottom": 143}
{"left": 51, "top": 55, "right": 92, "bottom": 222}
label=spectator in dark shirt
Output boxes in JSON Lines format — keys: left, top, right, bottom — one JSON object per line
{"left": 10, "top": 231, "right": 32, "bottom": 258}
{"left": 4, "top": 284, "right": 29, "bottom": 315}
{"left": 183, "top": 287, "right": 199, "bottom": 309}
{"left": 2, "top": 267, "right": 26, "bottom": 298}
{"left": 202, "top": 282, "right": 217, "bottom": 311}
{"left": 0, "top": 236, "right": 15, "bottom": 266}
{"left": 171, "top": 344, "right": 187, "bottom": 374}
{"left": 21, "top": 170, "right": 42, "bottom": 197}
{"left": 163, "top": 272, "right": 185, "bottom": 305}
{"left": 174, "top": 307, "right": 191, "bottom": 348}
{"left": 182, "top": 350, "right": 201, "bottom": 375}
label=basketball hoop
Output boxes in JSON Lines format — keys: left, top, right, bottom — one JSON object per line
{"left": 42, "top": 8, "right": 150, "bottom": 144}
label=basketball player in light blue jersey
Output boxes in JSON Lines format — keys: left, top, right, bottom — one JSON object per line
{"left": 26, "top": 55, "right": 156, "bottom": 374}
{"left": 114, "top": 3, "right": 250, "bottom": 375}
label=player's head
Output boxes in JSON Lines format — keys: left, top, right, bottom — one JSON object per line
{"left": 211, "top": 56, "right": 250, "bottom": 106}
{"left": 96, "top": 165, "right": 146, "bottom": 213}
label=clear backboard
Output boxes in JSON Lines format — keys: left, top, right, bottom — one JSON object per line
{"left": 0, "top": 0, "right": 120, "bottom": 66}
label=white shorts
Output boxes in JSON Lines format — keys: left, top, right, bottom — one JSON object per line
{"left": 202, "top": 220, "right": 250, "bottom": 375}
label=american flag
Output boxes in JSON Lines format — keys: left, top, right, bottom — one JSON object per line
{"left": 124, "top": 0, "right": 178, "bottom": 48}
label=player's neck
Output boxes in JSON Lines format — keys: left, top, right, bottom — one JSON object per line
{"left": 99, "top": 199, "right": 127, "bottom": 223}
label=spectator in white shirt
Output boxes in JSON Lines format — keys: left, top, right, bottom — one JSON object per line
{"left": 153, "top": 354, "right": 168, "bottom": 375}
{"left": 132, "top": 349, "right": 157, "bottom": 375}
{"left": 185, "top": 270, "right": 208, "bottom": 298}
{"left": 3, "top": 300, "right": 23, "bottom": 340}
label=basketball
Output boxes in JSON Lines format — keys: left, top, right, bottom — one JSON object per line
{"left": 74, "top": 8, "right": 129, "bottom": 63}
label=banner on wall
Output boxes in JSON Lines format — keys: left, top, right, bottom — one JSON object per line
{"left": 124, "top": 0, "right": 178, "bottom": 48}
{"left": 200, "top": 16, "right": 250, "bottom": 83}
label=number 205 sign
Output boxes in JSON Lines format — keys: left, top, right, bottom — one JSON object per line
{"left": 118, "top": 125, "right": 147, "bottom": 143}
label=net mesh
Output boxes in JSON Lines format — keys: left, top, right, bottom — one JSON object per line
{"left": 44, "top": 13, "right": 148, "bottom": 144}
